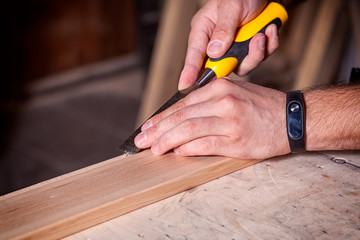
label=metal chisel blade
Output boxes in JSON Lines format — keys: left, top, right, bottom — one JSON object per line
{"left": 118, "top": 68, "right": 216, "bottom": 155}
{"left": 118, "top": 91, "right": 186, "bottom": 155}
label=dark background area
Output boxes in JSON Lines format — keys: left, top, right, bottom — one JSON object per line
{"left": 1, "top": 0, "right": 161, "bottom": 195}
{"left": 2, "top": 0, "right": 160, "bottom": 92}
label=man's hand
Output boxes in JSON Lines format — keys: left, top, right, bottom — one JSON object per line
{"left": 135, "top": 79, "right": 290, "bottom": 159}
{"left": 178, "top": 0, "right": 280, "bottom": 90}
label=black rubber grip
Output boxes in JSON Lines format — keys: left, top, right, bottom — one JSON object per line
{"left": 208, "top": 18, "right": 282, "bottom": 64}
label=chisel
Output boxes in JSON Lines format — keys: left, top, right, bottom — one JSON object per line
{"left": 119, "top": 2, "right": 288, "bottom": 155}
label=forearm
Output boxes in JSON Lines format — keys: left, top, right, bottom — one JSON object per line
{"left": 304, "top": 85, "right": 360, "bottom": 151}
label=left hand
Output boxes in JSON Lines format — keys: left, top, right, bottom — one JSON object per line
{"left": 135, "top": 78, "right": 290, "bottom": 159}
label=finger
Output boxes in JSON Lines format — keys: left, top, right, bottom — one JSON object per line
{"left": 137, "top": 100, "right": 218, "bottom": 149}
{"left": 142, "top": 78, "right": 236, "bottom": 131}
{"left": 178, "top": 29, "right": 209, "bottom": 91}
{"left": 174, "top": 135, "right": 231, "bottom": 157}
{"left": 140, "top": 94, "right": 198, "bottom": 132}
{"left": 137, "top": 86, "right": 240, "bottom": 149}
{"left": 178, "top": 3, "right": 217, "bottom": 91}
{"left": 264, "top": 24, "right": 279, "bottom": 57}
{"left": 150, "top": 116, "right": 226, "bottom": 155}
{"left": 207, "top": 0, "right": 242, "bottom": 58}
{"left": 235, "top": 33, "right": 266, "bottom": 76}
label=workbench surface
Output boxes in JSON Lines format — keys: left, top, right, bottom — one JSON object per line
{"left": 65, "top": 151, "right": 360, "bottom": 239}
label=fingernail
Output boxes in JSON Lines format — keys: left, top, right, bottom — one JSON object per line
{"left": 142, "top": 119, "right": 153, "bottom": 131}
{"left": 178, "top": 70, "right": 191, "bottom": 91}
{"left": 135, "top": 132, "right": 147, "bottom": 147}
{"left": 178, "top": 71, "right": 186, "bottom": 91}
{"left": 208, "top": 41, "right": 223, "bottom": 53}
{"left": 151, "top": 141, "right": 160, "bottom": 155}
{"left": 258, "top": 36, "right": 265, "bottom": 50}
{"left": 178, "top": 83, "right": 187, "bottom": 91}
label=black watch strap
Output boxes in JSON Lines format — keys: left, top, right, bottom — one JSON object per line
{"left": 286, "top": 90, "right": 305, "bottom": 153}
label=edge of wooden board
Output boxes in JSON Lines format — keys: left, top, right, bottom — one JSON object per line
{"left": 0, "top": 150, "right": 263, "bottom": 240}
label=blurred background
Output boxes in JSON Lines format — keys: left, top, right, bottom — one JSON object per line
{"left": 1, "top": 0, "right": 358, "bottom": 195}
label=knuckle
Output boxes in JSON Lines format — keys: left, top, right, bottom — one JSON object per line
{"left": 229, "top": 116, "right": 241, "bottom": 126}
{"left": 150, "top": 115, "right": 161, "bottom": 125}
{"left": 198, "top": 141, "right": 212, "bottom": 153}
{"left": 190, "top": 15, "right": 199, "bottom": 28}
{"left": 216, "top": 94, "right": 238, "bottom": 110}
{"left": 214, "top": 26, "right": 231, "bottom": 37}
{"left": 178, "top": 98, "right": 187, "bottom": 107}
{"left": 172, "top": 99, "right": 186, "bottom": 112}
{"left": 190, "top": 10, "right": 205, "bottom": 29}
{"left": 199, "top": 139, "right": 214, "bottom": 153}
{"left": 177, "top": 145, "right": 190, "bottom": 156}
{"left": 204, "top": 117, "right": 217, "bottom": 129}
{"left": 182, "top": 119, "right": 199, "bottom": 133}
{"left": 144, "top": 124, "right": 158, "bottom": 140}
{"left": 211, "top": 137, "right": 223, "bottom": 151}
{"left": 151, "top": 110, "right": 167, "bottom": 125}
{"left": 182, "top": 118, "right": 214, "bottom": 136}
{"left": 172, "top": 109, "right": 186, "bottom": 122}
{"left": 200, "top": 137, "right": 222, "bottom": 154}
{"left": 188, "top": 45, "right": 206, "bottom": 58}
{"left": 156, "top": 135, "right": 169, "bottom": 153}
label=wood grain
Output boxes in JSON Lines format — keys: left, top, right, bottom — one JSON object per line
{"left": 0, "top": 150, "right": 262, "bottom": 240}
{"left": 66, "top": 151, "right": 360, "bottom": 240}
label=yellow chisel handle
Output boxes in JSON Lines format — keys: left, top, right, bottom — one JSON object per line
{"left": 205, "top": 2, "right": 288, "bottom": 78}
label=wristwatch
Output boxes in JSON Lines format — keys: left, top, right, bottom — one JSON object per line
{"left": 286, "top": 90, "right": 305, "bottom": 152}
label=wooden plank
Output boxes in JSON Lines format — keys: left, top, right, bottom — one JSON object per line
{"left": 293, "top": 0, "right": 342, "bottom": 90}
{"left": 0, "top": 150, "right": 262, "bottom": 240}
{"left": 66, "top": 151, "right": 360, "bottom": 239}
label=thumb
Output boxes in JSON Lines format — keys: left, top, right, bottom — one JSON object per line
{"left": 207, "top": 1, "right": 242, "bottom": 58}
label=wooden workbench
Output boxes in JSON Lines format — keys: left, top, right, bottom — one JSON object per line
{"left": 65, "top": 151, "right": 360, "bottom": 239}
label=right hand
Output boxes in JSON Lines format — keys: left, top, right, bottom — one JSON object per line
{"left": 178, "top": 0, "right": 280, "bottom": 90}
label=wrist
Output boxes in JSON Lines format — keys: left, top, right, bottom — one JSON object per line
{"left": 286, "top": 90, "right": 305, "bottom": 152}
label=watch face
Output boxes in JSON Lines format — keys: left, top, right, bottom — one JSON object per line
{"left": 287, "top": 101, "right": 304, "bottom": 140}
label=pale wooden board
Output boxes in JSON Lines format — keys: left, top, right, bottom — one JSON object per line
{"left": 66, "top": 151, "right": 360, "bottom": 239}
{"left": 0, "top": 150, "right": 262, "bottom": 240}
